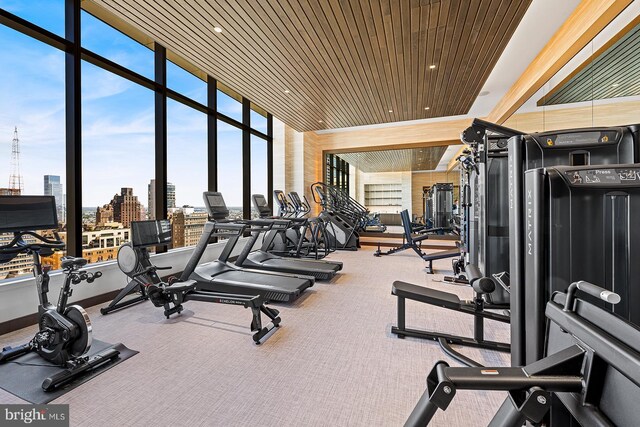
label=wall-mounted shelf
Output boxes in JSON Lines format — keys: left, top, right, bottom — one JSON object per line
{"left": 364, "top": 183, "right": 402, "bottom": 208}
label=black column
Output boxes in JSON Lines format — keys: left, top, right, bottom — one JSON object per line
{"left": 267, "top": 113, "right": 273, "bottom": 212}
{"left": 242, "top": 98, "right": 251, "bottom": 219}
{"left": 64, "top": 0, "right": 81, "bottom": 257}
{"left": 154, "top": 44, "right": 167, "bottom": 242}
{"left": 207, "top": 76, "right": 217, "bottom": 192}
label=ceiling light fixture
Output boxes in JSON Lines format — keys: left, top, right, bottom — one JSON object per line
{"left": 388, "top": 109, "right": 393, "bottom": 113}
{"left": 424, "top": 107, "right": 430, "bottom": 110}
{"left": 213, "top": 26, "right": 223, "bottom": 33}
{"left": 284, "top": 89, "right": 290, "bottom": 94}
{"left": 612, "top": 83, "right": 620, "bottom": 87}
{"left": 429, "top": 65, "right": 436, "bottom": 69}
{"left": 318, "top": 120, "right": 323, "bottom": 123}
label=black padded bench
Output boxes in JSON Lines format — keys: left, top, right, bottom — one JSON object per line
{"left": 418, "top": 247, "right": 460, "bottom": 274}
{"left": 391, "top": 280, "right": 510, "bottom": 366}
{"left": 375, "top": 210, "right": 460, "bottom": 274}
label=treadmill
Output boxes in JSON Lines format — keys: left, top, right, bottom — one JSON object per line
{"left": 180, "top": 193, "right": 314, "bottom": 303}
{"left": 218, "top": 193, "right": 342, "bottom": 280}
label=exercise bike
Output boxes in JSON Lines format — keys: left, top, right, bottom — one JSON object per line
{"left": 0, "top": 196, "right": 120, "bottom": 391}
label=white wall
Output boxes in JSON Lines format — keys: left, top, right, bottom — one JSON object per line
{"left": 0, "top": 238, "right": 252, "bottom": 324}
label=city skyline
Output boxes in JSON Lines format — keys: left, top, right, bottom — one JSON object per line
{"left": 0, "top": 2, "right": 268, "bottom": 209}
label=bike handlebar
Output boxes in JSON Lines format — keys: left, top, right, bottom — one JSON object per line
{"left": 0, "top": 231, "right": 65, "bottom": 254}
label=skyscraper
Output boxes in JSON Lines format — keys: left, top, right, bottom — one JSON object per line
{"left": 44, "top": 175, "right": 63, "bottom": 221}
{"left": 111, "top": 188, "right": 142, "bottom": 227}
{"left": 148, "top": 179, "right": 176, "bottom": 219}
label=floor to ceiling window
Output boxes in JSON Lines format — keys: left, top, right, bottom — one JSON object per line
{"left": 217, "top": 121, "right": 244, "bottom": 219}
{"left": 0, "top": 2, "right": 273, "bottom": 278}
{"left": 167, "top": 98, "right": 207, "bottom": 248}
{"left": 0, "top": 23, "right": 65, "bottom": 279}
{"left": 81, "top": 61, "right": 154, "bottom": 263}
{"left": 250, "top": 135, "right": 268, "bottom": 218}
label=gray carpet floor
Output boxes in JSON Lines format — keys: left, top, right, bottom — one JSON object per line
{"left": 0, "top": 246, "right": 510, "bottom": 426}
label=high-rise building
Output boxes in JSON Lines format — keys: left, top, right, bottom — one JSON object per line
{"left": 96, "top": 204, "right": 114, "bottom": 226}
{"left": 110, "top": 188, "right": 142, "bottom": 227}
{"left": 148, "top": 179, "right": 176, "bottom": 219}
{"left": 44, "top": 175, "right": 64, "bottom": 221}
{"left": 170, "top": 208, "right": 208, "bottom": 248}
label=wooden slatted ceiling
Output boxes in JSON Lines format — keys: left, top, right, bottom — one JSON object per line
{"left": 336, "top": 145, "right": 447, "bottom": 173}
{"left": 538, "top": 14, "right": 640, "bottom": 106}
{"left": 92, "top": 0, "right": 531, "bottom": 132}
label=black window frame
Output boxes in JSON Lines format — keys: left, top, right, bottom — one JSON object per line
{"left": 0, "top": 2, "right": 274, "bottom": 256}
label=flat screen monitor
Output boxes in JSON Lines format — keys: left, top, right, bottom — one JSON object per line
{"left": 253, "top": 194, "right": 267, "bottom": 208}
{"left": 203, "top": 192, "right": 229, "bottom": 220}
{"left": 131, "top": 219, "right": 172, "bottom": 248}
{"left": 0, "top": 195, "right": 58, "bottom": 233}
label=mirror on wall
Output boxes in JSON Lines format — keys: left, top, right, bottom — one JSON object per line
{"left": 324, "top": 145, "right": 463, "bottom": 226}
{"left": 503, "top": 6, "right": 640, "bottom": 133}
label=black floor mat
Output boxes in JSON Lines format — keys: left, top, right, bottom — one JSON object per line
{"left": 0, "top": 340, "right": 137, "bottom": 404}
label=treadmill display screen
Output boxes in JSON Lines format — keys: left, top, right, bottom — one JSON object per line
{"left": 254, "top": 195, "right": 267, "bottom": 207}
{"left": 131, "top": 220, "right": 172, "bottom": 248}
{"left": 203, "top": 192, "right": 229, "bottom": 220}
{"left": 207, "top": 194, "right": 225, "bottom": 211}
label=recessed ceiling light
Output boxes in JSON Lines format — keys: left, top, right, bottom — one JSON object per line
{"left": 612, "top": 83, "right": 620, "bottom": 87}
{"left": 213, "top": 26, "right": 223, "bottom": 33}
{"left": 318, "top": 120, "right": 323, "bottom": 123}
{"left": 284, "top": 89, "right": 290, "bottom": 94}
{"left": 424, "top": 107, "right": 430, "bottom": 110}
{"left": 388, "top": 109, "right": 393, "bottom": 113}
{"left": 429, "top": 65, "right": 436, "bottom": 69}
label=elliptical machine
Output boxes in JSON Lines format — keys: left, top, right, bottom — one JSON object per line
{"left": 0, "top": 195, "right": 120, "bottom": 391}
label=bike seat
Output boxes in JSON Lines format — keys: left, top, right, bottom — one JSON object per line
{"left": 61, "top": 256, "right": 88, "bottom": 269}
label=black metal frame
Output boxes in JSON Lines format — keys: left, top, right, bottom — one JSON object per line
{"left": 324, "top": 153, "right": 350, "bottom": 194}
{"left": 391, "top": 279, "right": 510, "bottom": 368}
{"left": 0, "top": 3, "right": 273, "bottom": 256}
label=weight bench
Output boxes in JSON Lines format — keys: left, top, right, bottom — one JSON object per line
{"left": 375, "top": 210, "right": 460, "bottom": 274}
{"left": 391, "top": 264, "right": 510, "bottom": 367}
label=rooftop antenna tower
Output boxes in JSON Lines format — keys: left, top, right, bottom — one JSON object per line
{"left": 9, "top": 127, "right": 23, "bottom": 194}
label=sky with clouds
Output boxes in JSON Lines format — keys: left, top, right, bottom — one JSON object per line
{"left": 0, "top": 1, "right": 268, "bottom": 209}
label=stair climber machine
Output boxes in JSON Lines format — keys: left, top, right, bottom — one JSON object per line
{"left": 111, "top": 219, "right": 281, "bottom": 344}
{"left": 0, "top": 195, "right": 120, "bottom": 391}
{"left": 311, "top": 182, "right": 360, "bottom": 250}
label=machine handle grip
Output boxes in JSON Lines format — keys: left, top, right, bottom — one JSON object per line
{"left": 576, "top": 281, "right": 621, "bottom": 304}
{"left": 564, "top": 280, "right": 621, "bottom": 311}
{"left": 132, "top": 266, "right": 156, "bottom": 278}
